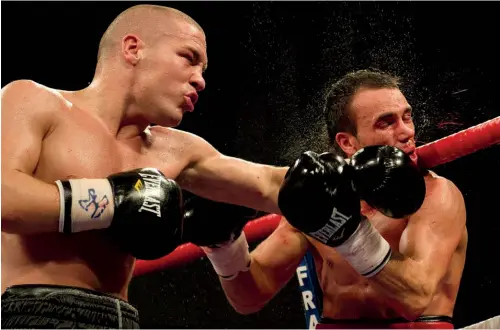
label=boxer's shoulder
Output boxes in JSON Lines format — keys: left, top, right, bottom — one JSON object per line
{"left": 3, "top": 79, "right": 58, "bottom": 100}
{"left": 144, "top": 127, "right": 216, "bottom": 175}
{"left": 424, "top": 171, "right": 462, "bottom": 200}
{"left": 2, "top": 79, "right": 71, "bottom": 114}
{"left": 419, "top": 172, "right": 464, "bottom": 220}
{"left": 149, "top": 126, "right": 206, "bottom": 143}
{"left": 148, "top": 126, "right": 218, "bottom": 159}
{"left": 147, "top": 126, "right": 198, "bottom": 150}
{"left": 2, "top": 79, "right": 43, "bottom": 94}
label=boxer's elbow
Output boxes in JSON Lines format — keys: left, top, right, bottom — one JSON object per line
{"left": 231, "top": 302, "right": 265, "bottom": 315}
{"left": 225, "top": 284, "right": 274, "bottom": 315}
{"left": 227, "top": 297, "right": 268, "bottom": 315}
{"left": 1, "top": 188, "right": 20, "bottom": 232}
{"left": 1, "top": 207, "right": 31, "bottom": 234}
{"left": 1, "top": 213, "right": 17, "bottom": 233}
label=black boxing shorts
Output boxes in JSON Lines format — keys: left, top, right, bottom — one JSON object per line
{"left": 316, "top": 315, "right": 454, "bottom": 329}
{"left": 1, "top": 284, "right": 140, "bottom": 329}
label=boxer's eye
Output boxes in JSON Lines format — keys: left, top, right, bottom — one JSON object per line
{"left": 375, "top": 120, "right": 390, "bottom": 129}
{"left": 374, "top": 113, "right": 396, "bottom": 129}
{"left": 181, "top": 53, "right": 195, "bottom": 64}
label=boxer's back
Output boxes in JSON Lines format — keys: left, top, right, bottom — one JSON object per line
{"left": 308, "top": 185, "right": 467, "bottom": 319}
{"left": 1, "top": 81, "right": 188, "bottom": 299}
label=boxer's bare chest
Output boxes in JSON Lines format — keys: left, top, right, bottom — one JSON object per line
{"left": 309, "top": 213, "right": 408, "bottom": 318}
{"left": 36, "top": 111, "right": 186, "bottom": 183}
{"left": 3, "top": 106, "right": 191, "bottom": 296}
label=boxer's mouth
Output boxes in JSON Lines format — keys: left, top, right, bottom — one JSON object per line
{"left": 182, "top": 96, "right": 195, "bottom": 112}
{"left": 408, "top": 150, "right": 418, "bottom": 162}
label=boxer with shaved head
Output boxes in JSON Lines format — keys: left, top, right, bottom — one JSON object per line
{"left": 1, "top": 5, "right": 288, "bottom": 328}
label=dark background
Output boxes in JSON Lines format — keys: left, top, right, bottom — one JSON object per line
{"left": 2, "top": 1, "right": 499, "bottom": 328}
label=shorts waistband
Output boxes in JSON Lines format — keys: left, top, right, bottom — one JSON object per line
{"left": 2, "top": 284, "right": 139, "bottom": 328}
{"left": 320, "top": 316, "right": 453, "bottom": 324}
{"left": 317, "top": 316, "right": 454, "bottom": 329}
{"left": 3, "top": 284, "right": 137, "bottom": 312}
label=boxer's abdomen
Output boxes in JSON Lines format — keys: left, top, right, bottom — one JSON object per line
{"left": 2, "top": 231, "right": 135, "bottom": 300}
{"left": 320, "top": 280, "right": 402, "bottom": 319}
{"left": 316, "top": 256, "right": 456, "bottom": 320}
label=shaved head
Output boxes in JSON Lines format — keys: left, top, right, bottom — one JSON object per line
{"left": 89, "top": 4, "right": 208, "bottom": 128}
{"left": 97, "top": 5, "right": 204, "bottom": 62}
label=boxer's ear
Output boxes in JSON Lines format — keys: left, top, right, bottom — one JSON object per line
{"left": 335, "top": 132, "right": 359, "bottom": 157}
{"left": 122, "top": 34, "right": 144, "bottom": 65}
{"left": 360, "top": 200, "right": 377, "bottom": 219}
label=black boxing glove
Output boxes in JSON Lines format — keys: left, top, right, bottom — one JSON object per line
{"left": 55, "top": 168, "right": 184, "bottom": 260}
{"left": 182, "top": 195, "right": 258, "bottom": 280}
{"left": 350, "top": 145, "right": 426, "bottom": 219}
{"left": 182, "top": 195, "right": 258, "bottom": 247}
{"left": 278, "top": 151, "right": 392, "bottom": 277}
{"left": 278, "top": 151, "right": 362, "bottom": 246}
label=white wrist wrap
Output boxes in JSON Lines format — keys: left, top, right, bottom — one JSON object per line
{"left": 201, "top": 232, "right": 251, "bottom": 281}
{"left": 55, "top": 179, "right": 115, "bottom": 233}
{"left": 336, "top": 218, "right": 392, "bottom": 277}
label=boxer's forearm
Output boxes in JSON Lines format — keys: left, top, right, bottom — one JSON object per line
{"left": 369, "top": 251, "right": 434, "bottom": 320}
{"left": 219, "top": 262, "right": 276, "bottom": 315}
{"left": 178, "top": 154, "right": 287, "bottom": 215}
{"left": 1, "top": 170, "right": 60, "bottom": 234}
{"left": 223, "top": 164, "right": 287, "bottom": 215}
{"left": 207, "top": 218, "right": 304, "bottom": 314}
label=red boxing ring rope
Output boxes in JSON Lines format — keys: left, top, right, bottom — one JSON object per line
{"left": 416, "top": 116, "right": 500, "bottom": 169}
{"left": 134, "top": 116, "right": 500, "bottom": 277}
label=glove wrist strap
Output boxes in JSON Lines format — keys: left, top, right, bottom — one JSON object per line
{"left": 336, "top": 218, "right": 392, "bottom": 277}
{"left": 201, "top": 232, "right": 251, "bottom": 280}
{"left": 55, "top": 179, "right": 115, "bottom": 234}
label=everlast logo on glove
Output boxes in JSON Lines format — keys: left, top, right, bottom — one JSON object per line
{"left": 310, "top": 208, "right": 351, "bottom": 244}
{"left": 277, "top": 151, "right": 364, "bottom": 248}
{"left": 137, "top": 172, "right": 163, "bottom": 217}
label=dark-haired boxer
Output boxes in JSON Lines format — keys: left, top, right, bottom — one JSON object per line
{"left": 202, "top": 70, "right": 467, "bottom": 329}
{"left": 1, "top": 4, "right": 289, "bottom": 329}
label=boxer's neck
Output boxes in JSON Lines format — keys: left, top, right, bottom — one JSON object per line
{"left": 79, "top": 73, "right": 151, "bottom": 140}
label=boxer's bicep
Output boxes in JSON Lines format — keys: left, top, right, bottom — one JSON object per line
{"left": 2, "top": 80, "right": 54, "bottom": 174}
{"left": 400, "top": 178, "right": 466, "bottom": 294}
{"left": 177, "top": 136, "right": 285, "bottom": 214}
{"left": 368, "top": 179, "right": 465, "bottom": 318}
{"left": 1, "top": 80, "right": 61, "bottom": 233}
